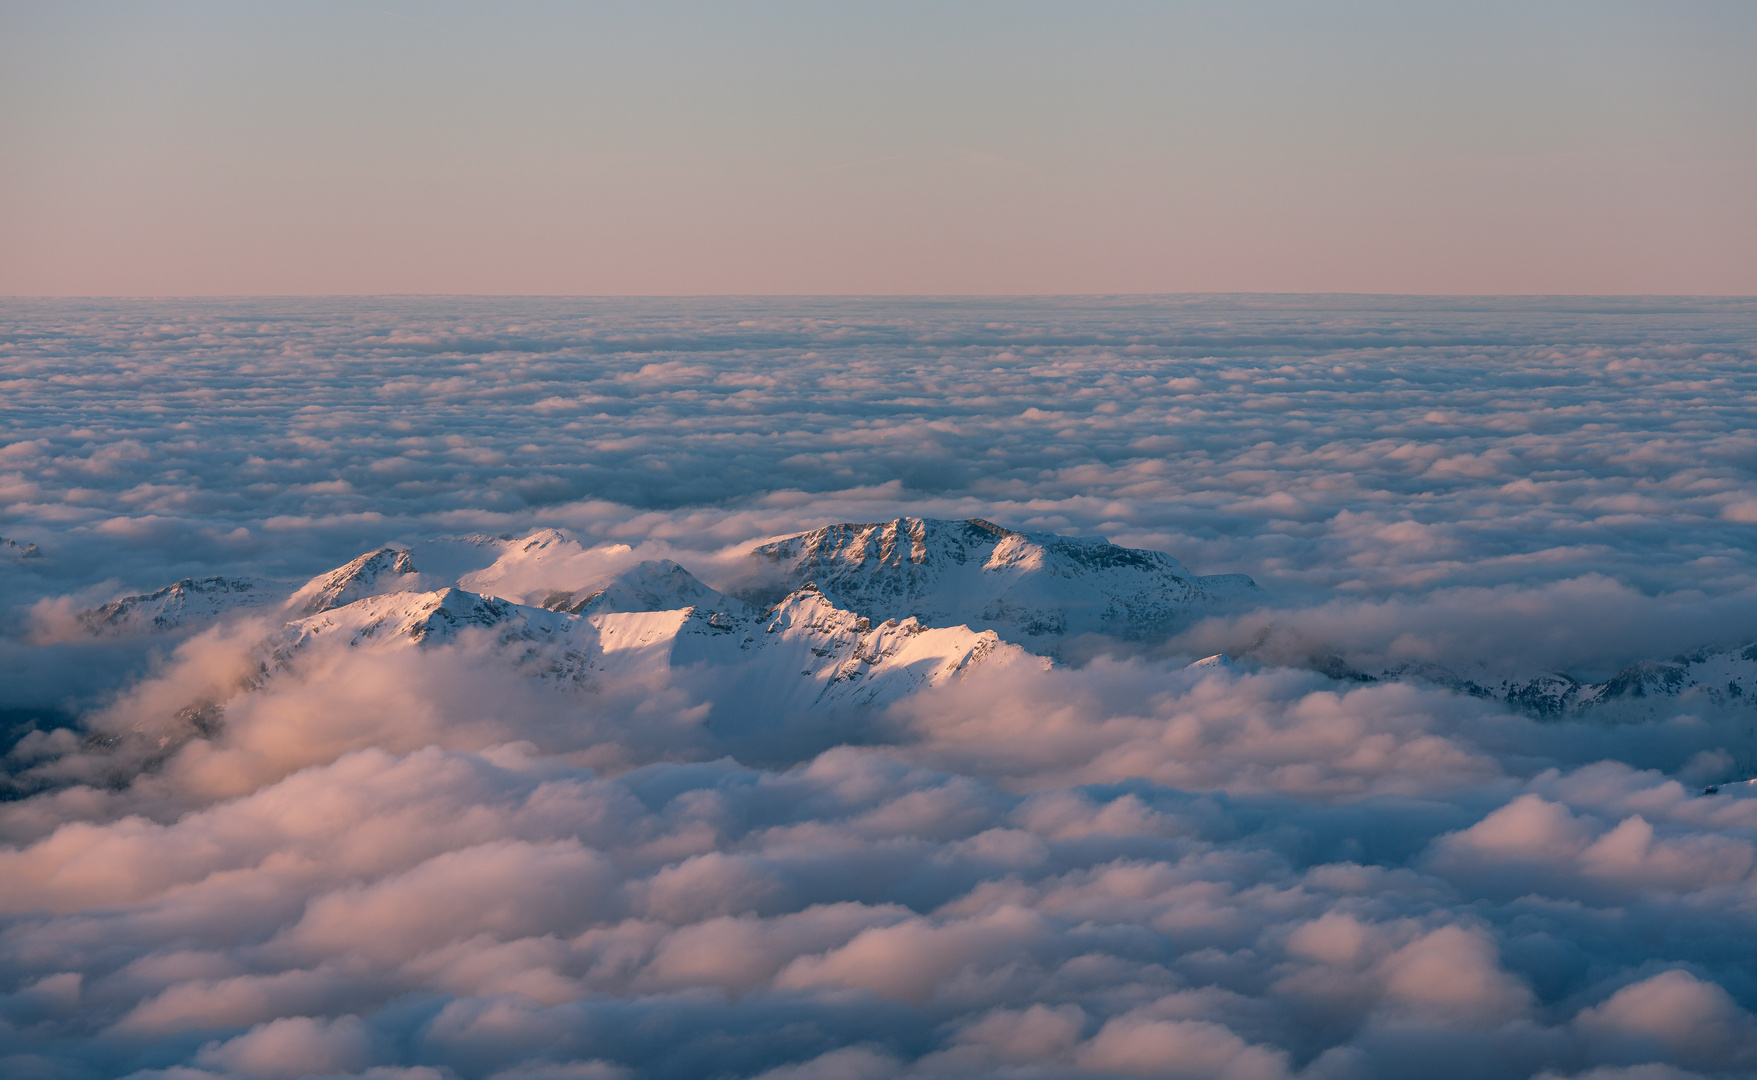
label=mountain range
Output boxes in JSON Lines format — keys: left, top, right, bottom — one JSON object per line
{"left": 69, "top": 517, "right": 1757, "bottom": 722}
{"left": 252, "top": 516, "right": 1270, "bottom": 713}
{"left": 1374, "top": 649, "right": 1757, "bottom": 718}
{"left": 77, "top": 517, "right": 1254, "bottom": 727}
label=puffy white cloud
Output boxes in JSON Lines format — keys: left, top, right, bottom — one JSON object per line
{"left": 1573, "top": 970, "right": 1757, "bottom": 1070}
{"left": 1425, "top": 793, "right": 1757, "bottom": 902}
{"left": 1076, "top": 1013, "right": 1291, "bottom": 1079}
{"left": 896, "top": 659, "right": 1502, "bottom": 798}
{"left": 193, "top": 1014, "right": 376, "bottom": 1079}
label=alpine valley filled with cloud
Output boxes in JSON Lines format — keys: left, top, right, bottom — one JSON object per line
{"left": 6, "top": 295, "right": 1757, "bottom": 1080}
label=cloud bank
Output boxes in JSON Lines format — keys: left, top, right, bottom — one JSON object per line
{"left": 3, "top": 296, "right": 1757, "bottom": 1078}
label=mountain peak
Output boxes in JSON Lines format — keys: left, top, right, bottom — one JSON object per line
{"left": 288, "top": 547, "right": 419, "bottom": 615}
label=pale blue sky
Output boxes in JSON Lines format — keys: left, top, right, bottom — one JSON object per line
{"left": 3, "top": 1, "right": 1753, "bottom": 294}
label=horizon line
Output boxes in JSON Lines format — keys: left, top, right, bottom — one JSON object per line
{"left": 5, "top": 291, "right": 1757, "bottom": 302}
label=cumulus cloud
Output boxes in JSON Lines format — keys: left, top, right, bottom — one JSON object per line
{"left": 1573, "top": 970, "right": 1757, "bottom": 1070}
{"left": 2, "top": 297, "right": 1757, "bottom": 1078}
{"left": 3, "top": 698, "right": 1753, "bottom": 1077}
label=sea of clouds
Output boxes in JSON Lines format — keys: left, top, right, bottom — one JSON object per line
{"left": 2, "top": 295, "right": 1757, "bottom": 1080}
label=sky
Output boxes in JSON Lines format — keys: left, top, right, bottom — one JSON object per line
{"left": 4, "top": 296, "right": 1757, "bottom": 1077}
{"left": 3, "top": 1, "right": 1755, "bottom": 296}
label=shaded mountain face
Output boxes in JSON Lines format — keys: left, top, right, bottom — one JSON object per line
{"left": 736, "top": 517, "right": 1260, "bottom": 649}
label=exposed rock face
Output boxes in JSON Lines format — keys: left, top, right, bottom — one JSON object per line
{"left": 0, "top": 536, "right": 40, "bottom": 560}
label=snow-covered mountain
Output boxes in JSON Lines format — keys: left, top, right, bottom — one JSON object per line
{"left": 735, "top": 517, "right": 1259, "bottom": 650}
{"left": 1376, "top": 645, "right": 1757, "bottom": 718}
{"left": 80, "top": 519, "right": 1257, "bottom": 653}
{"left": 287, "top": 548, "right": 420, "bottom": 615}
{"left": 84, "top": 530, "right": 611, "bottom": 631}
{"left": 78, "top": 576, "right": 273, "bottom": 635}
{"left": 254, "top": 517, "right": 1243, "bottom": 712}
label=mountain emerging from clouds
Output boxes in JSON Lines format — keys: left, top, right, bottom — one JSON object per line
{"left": 83, "top": 516, "right": 1260, "bottom": 657}
{"left": 75, "top": 518, "right": 1757, "bottom": 733}
{"left": 64, "top": 518, "right": 1272, "bottom": 768}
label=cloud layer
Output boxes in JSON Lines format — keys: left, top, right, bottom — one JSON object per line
{"left": 3, "top": 296, "right": 1757, "bottom": 1078}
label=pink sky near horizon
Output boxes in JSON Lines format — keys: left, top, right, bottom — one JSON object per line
{"left": 3, "top": 1, "right": 1754, "bottom": 297}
